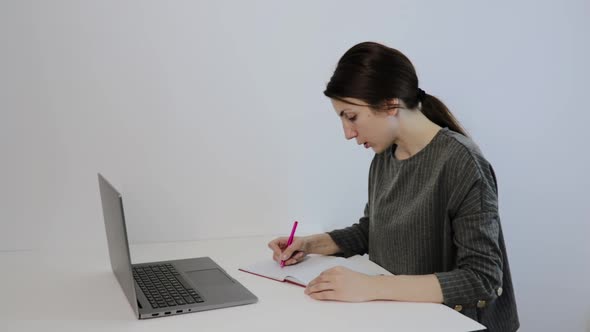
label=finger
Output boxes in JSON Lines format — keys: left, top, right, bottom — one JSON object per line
{"left": 280, "top": 247, "right": 298, "bottom": 262}
{"left": 284, "top": 258, "right": 297, "bottom": 266}
{"left": 284, "top": 251, "right": 305, "bottom": 265}
{"left": 305, "top": 281, "right": 332, "bottom": 295}
{"left": 268, "top": 238, "right": 288, "bottom": 257}
{"left": 268, "top": 240, "right": 281, "bottom": 256}
{"left": 284, "top": 253, "right": 300, "bottom": 265}
{"left": 271, "top": 248, "right": 283, "bottom": 262}
{"left": 293, "top": 251, "right": 305, "bottom": 260}
{"left": 308, "top": 290, "right": 337, "bottom": 301}
{"left": 268, "top": 237, "right": 289, "bottom": 248}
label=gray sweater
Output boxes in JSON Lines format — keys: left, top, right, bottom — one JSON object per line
{"left": 328, "top": 128, "right": 519, "bottom": 332}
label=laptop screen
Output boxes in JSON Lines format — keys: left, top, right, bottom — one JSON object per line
{"left": 98, "top": 173, "right": 139, "bottom": 317}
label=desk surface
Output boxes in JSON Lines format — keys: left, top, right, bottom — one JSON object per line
{"left": 0, "top": 236, "right": 485, "bottom": 332}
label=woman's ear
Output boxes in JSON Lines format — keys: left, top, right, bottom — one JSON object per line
{"left": 385, "top": 98, "right": 401, "bottom": 116}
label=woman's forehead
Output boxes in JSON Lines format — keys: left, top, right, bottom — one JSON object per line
{"left": 331, "top": 98, "right": 371, "bottom": 111}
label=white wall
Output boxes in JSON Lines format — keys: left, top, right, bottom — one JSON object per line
{"left": 1, "top": 0, "right": 589, "bottom": 330}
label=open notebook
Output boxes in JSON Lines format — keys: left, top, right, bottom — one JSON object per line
{"left": 239, "top": 254, "right": 392, "bottom": 287}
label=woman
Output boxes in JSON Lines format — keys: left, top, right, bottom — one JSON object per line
{"left": 268, "top": 42, "right": 519, "bottom": 331}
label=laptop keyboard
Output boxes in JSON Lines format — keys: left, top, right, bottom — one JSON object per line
{"left": 133, "top": 263, "right": 205, "bottom": 309}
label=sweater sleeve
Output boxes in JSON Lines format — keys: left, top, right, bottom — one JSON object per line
{"left": 326, "top": 155, "right": 376, "bottom": 258}
{"left": 326, "top": 203, "right": 370, "bottom": 257}
{"left": 434, "top": 158, "right": 504, "bottom": 308}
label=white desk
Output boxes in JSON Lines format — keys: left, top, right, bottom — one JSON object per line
{"left": 0, "top": 236, "right": 485, "bottom": 332}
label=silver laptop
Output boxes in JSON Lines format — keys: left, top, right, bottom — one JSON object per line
{"left": 98, "top": 173, "right": 257, "bottom": 319}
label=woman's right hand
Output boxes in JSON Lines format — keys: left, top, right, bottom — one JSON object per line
{"left": 267, "top": 236, "right": 308, "bottom": 266}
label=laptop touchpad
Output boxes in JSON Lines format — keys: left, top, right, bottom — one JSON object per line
{"left": 185, "top": 269, "right": 235, "bottom": 286}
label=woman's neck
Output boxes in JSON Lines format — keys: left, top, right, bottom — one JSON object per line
{"left": 393, "top": 111, "right": 442, "bottom": 160}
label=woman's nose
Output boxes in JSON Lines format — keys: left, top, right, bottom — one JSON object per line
{"left": 343, "top": 123, "right": 357, "bottom": 140}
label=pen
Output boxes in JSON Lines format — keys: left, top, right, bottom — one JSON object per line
{"left": 280, "top": 221, "right": 299, "bottom": 268}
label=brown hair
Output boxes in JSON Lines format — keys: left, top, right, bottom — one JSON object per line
{"left": 324, "top": 42, "right": 467, "bottom": 136}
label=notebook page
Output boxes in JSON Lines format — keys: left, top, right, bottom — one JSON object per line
{"left": 240, "top": 255, "right": 391, "bottom": 286}
{"left": 282, "top": 255, "right": 350, "bottom": 285}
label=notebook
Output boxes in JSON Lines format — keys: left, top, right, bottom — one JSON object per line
{"left": 239, "top": 254, "right": 392, "bottom": 287}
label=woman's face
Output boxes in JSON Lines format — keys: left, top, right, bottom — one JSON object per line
{"left": 331, "top": 98, "right": 398, "bottom": 154}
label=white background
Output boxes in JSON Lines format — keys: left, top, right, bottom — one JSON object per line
{"left": 1, "top": 1, "right": 589, "bottom": 331}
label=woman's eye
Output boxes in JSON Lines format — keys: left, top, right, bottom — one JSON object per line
{"left": 348, "top": 116, "right": 357, "bottom": 122}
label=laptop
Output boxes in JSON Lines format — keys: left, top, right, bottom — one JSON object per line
{"left": 97, "top": 173, "right": 258, "bottom": 319}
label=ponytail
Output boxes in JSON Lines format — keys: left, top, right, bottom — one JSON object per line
{"left": 420, "top": 93, "right": 468, "bottom": 137}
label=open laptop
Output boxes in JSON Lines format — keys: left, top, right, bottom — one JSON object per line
{"left": 98, "top": 173, "right": 257, "bottom": 319}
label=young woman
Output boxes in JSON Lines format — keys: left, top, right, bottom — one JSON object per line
{"left": 268, "top": 42, "right": 519, "bottom": 331}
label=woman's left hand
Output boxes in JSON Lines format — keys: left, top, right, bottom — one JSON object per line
{"left": 304, "top": 266, "right": 377, "bottom": 302}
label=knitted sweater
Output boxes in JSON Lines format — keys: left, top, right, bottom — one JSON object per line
{"left": 328, "top": 128, "right": 519, "bottom": 331}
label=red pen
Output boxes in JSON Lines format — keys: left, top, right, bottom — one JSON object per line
{"left": 280, "top": 221, "right": 299, "bottom": 268}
